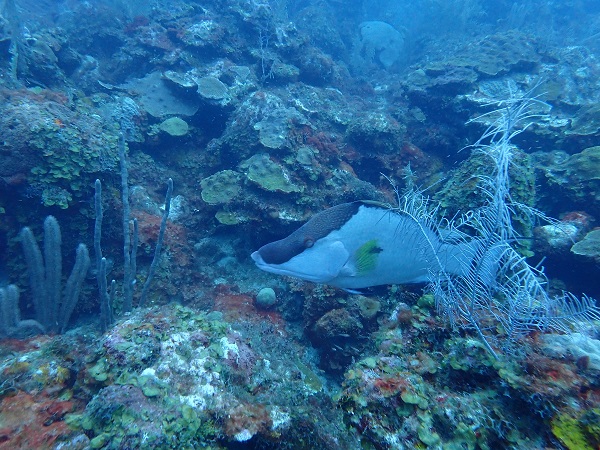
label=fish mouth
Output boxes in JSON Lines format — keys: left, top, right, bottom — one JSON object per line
{"left": 251, "top": 251, "right": 280, "bottom": 273}
{"left": 251, "top": 251, "right": 332, "bottom": 283}
{"left": 251, "top": 251, "right": 264, "bottom": 265}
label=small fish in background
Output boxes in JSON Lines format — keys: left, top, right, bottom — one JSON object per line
{"left": 251, "top": 201, "right": 487, "bottom": 291}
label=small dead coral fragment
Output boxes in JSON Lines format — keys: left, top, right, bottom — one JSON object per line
{"left": 347, "top": 111, "right": 405, "bottom": 154}
{"left": 545, "top": 146, "right": 600, "bottom": 204}
{"left": 200, "top": 170, "right": 242, "bottom": 204}
{"left": 243, "top": 154, "right": 302, "bottom": 193}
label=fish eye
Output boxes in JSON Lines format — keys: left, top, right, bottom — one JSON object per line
{"left": 304, "top": 238, "right": 314, "bottom": 248}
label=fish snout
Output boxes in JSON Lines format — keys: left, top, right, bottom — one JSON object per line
{"left": 251, "top": 250, "right": 265, "bottom": 266}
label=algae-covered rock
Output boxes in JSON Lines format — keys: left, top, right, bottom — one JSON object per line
{"left": 436, "top": 151, "right": 535, "bottom": 214}
{"left": 567, "top": 104, "right": 600, "bottom": 137}
{"left": 571, "top": 229, "right": 600, "bottom": 260}
{"left": 347, "top": 111, "right": 405, "bottom": 154}
{"left": 216, "top": 91, "right": 308, "bottom": 162}
{"left": 435, "top": 150, "right": 535, "bottom": 252}
{"left": 215, "top": 210, "right": 246, "bottom": 225}
{"left": 159, "top": 117, "right": 189, "bottom": 136}
{"left": 253, "top": 106, "right": 308, "bottom": 150}
{"left": 552, "top": 413, "right": 596, "bottom": 450}
{"left": 425, "top": 30, "right": 539, "bottom": 78}
{"left": 541, "top": 146, "right": 600, "bottom": 209}
{"left": 200, "top": 170, "right": 242, "bottom": 204}
{"left": 559, "top": 146, "right": 600, "bottom": 184}
{"left": 313, "top": 308, "right": 362, "bottom": 341}
{"left": 294, "top": 359, "right": 323, "bottom": 393}
{"left": 269, "top": 61, "right": 300, "bottom": 82}
{"left": 243, "top": 154, "right": 302, "bottom": 193}
{"left": 404, "top": 31, "right": 539, "bottom": 97}
{"left": 182, "top": 20, "right": 221, "bottom": 47}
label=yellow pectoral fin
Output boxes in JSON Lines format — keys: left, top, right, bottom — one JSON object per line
{"left": 354, "top": 240, "right": 383, "bottom": 274}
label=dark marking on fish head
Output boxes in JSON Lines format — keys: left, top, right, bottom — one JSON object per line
{"left": 254, "top": 202, "right": 362, "bottom": 265}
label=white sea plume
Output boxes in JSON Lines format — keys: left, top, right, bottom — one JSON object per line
{"left": 395, "top": 87, "right": 599, "bottom": 358}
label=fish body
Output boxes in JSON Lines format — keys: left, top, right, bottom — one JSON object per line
{"left": 251, "top": 201, "right": 478, "bottom": 290}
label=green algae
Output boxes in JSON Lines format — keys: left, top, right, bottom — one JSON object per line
{"left": 551, "top": 413, "right": 594, "bottom": 450}
{"left": 89, "top": 359, "right": 109, "bottom": 382}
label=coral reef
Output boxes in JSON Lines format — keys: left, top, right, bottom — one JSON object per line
{"left": 64, "top": 305, "right": 358, "bottom": 448}
{"left": 0, "top": 0, "right": 599, "bottom": 448}
{"left": 0, "top": 89, "right": 120, "bottom": 209}
{"left": 338, "top": 296, "right": 600, "bottom": 449}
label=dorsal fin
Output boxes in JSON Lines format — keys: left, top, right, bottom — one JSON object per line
{"left": 358, "top": 200, "right": 394, "bottom": 210}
